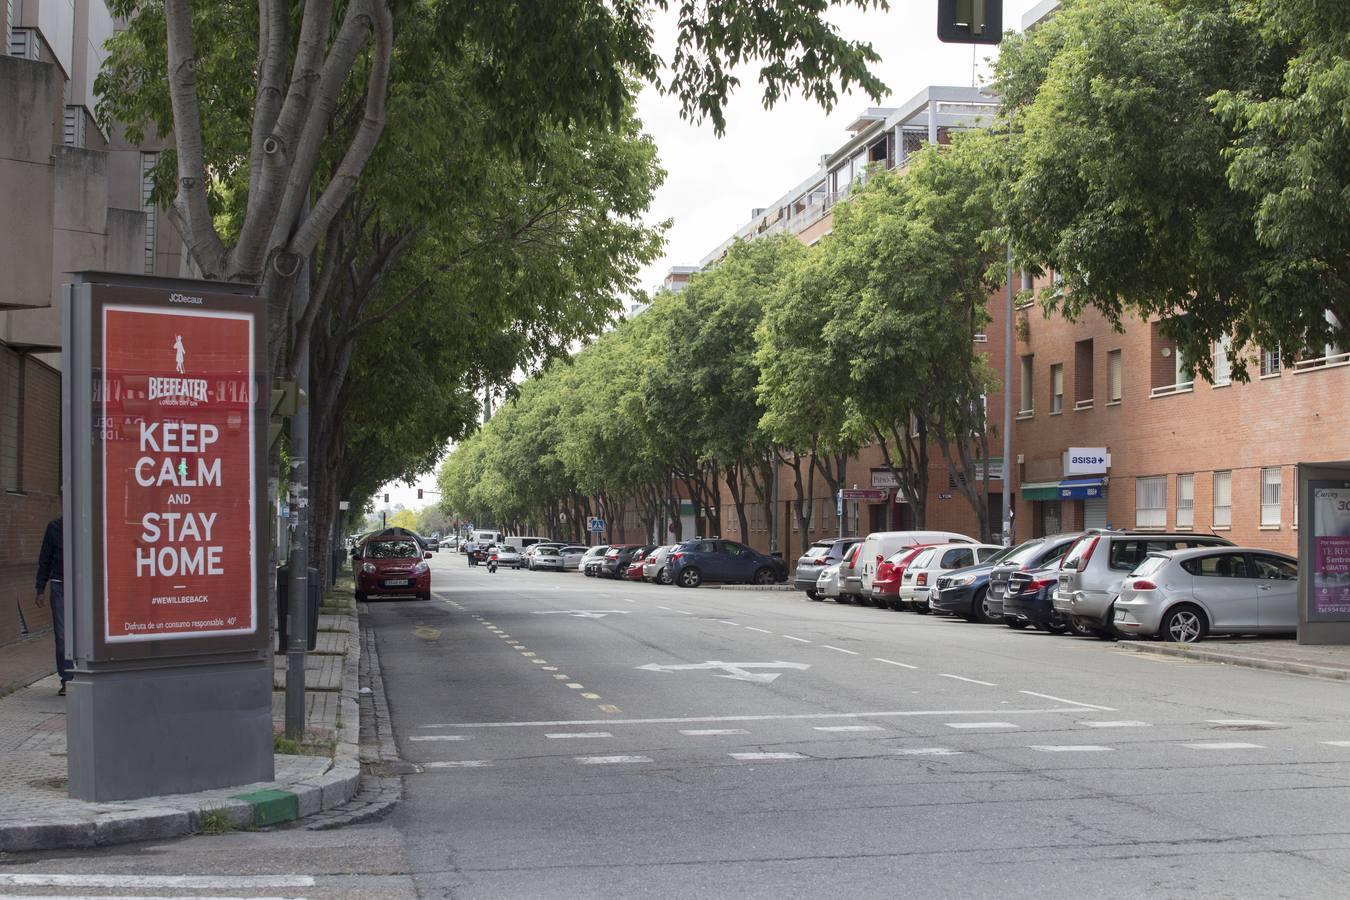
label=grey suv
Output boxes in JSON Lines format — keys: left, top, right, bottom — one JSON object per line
{"left": 793, "top": 538, "right": 860, "bottom": 598}
{"left": 1053, "top": 530, "right": 1234, "bottom": 634}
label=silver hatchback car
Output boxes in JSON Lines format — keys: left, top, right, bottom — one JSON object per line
{"left": 1113, "top": 548, "right": 1298, "bottom": 642}
{"left": 642, "top": 545, "right": 677, "bottom": 584}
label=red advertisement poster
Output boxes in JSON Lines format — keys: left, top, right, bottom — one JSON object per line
{"left": 102, "top": 306, "right": 256, "bottom": 641}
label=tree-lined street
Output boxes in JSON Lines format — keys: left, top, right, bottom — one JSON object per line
{"left": 14, "top": 555, "right": 1349, "bottom": 897}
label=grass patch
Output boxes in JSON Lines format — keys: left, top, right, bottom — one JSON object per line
{"left": 273, "top": 733, "right": 336, "bottom": 757}
{"left": 196, "top": 807, "right": 236, "bottom": 835}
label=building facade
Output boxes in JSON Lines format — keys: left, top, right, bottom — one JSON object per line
{"left": 1, "top": 0, "right": 183, "bottom": 648}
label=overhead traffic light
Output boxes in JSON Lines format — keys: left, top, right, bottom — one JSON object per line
{"left": 937, "top": 0, "right": 1002, "bottom": 45}
{"left": 417, "top": 488, "right": 423, "bottom": 500}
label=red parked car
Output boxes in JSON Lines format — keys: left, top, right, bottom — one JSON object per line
{"left": 624, "top": 558, "right": 646, "bottom": 580}
{"left": 868, "top": 545, "right": 932, "bottom": 611}
{"left": 355, "top": 537, "right": 432, "bottom": 601}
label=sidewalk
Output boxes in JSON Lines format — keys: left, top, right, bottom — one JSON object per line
{"left": 1117, "top": 637, "right": 1350, "bottom": 682}
{"left": 0, "top": 579, "right": 364, "bottom": 852}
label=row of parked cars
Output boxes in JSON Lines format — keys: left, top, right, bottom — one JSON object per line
{"left": 796, "top": 529, "right": 1300, "bottom": 643}
{"left": 567, "top": 539, "right": 789, "bottom": 587}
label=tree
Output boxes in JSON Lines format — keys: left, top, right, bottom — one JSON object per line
{"left": 388, "top": 509, "right": 419, "bottom": 531}
{"left": 993, "top": 0, "right": 1344, "bottom": 377}
{"left": 102, "top": 0, "right": 889, "bottom": 373}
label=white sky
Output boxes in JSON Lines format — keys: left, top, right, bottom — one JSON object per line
{"left": 381, "top": 1, "right": 1045, "bottom": 515}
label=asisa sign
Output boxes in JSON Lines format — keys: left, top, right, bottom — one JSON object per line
{"left": 65, "top": 277, "right": 268, "bottom": 660}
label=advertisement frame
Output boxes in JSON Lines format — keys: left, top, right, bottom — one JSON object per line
{"left": 1305, "top": 476, "right": 1350, "bottom": 624}
{"left": 74, "top": 278, "right": 268, "bottom": 663}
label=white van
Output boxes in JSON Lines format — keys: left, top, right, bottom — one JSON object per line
{"left": 856, "top": 531, "right": 977, "bottom": 595}
{"left": 503, "top": 535, "right": 546, "bottom": 551}
{"left": 469, "top": 529, "right": 503, "bottom": 548}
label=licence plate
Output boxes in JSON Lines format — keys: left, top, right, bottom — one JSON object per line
{"left": 385, "top": 579, "right": 409, "bottom": 586}
{"left": 1114, "top": 608, "right": 1126, "bottom": 621}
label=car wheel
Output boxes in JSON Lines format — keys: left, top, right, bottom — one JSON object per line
{"left": 913, "top": 598, "right": 930, "bottom": 615}
{"left": 1067, "top": 616, "right": 1097, "bottom": 638}
{"left": 753, "top": 567, "right": 775, "bottom": 585}
{"left": 1004, "top": 617, "right": 1030, "bottom": 630}
{"left": 1161, "top": 605, "right": 1207, "bottom": 643}
{"left": 417, "top": 591, "right": 430, "bottom": 602}
{"left": 805, "top": 589, "right": 820, "bottom": 600}
{"left": 678, "top": 567, "right": 703, "bottom": 588}
{"left": 659, "top": 566, "right": 673, "bottom": 585}
{"left": 354, "top": 590, "right": 366, "bottom": 602}
{"left": 969, "top": 588, "right": 998, "bottom": 624}
{"left": 1043, "top": 612, "right": 1069, "bottom": 634}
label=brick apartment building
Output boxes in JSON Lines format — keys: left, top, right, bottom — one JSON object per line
{"left": 1, "top": 0, "right": 183, "bottom": 650}
{"left": 671, "top": 76, "right": 1348, "bottom": 560}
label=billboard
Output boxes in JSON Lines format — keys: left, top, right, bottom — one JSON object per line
{"left": 1310, "top": 481, "right": 1350, "bottom": 619}
{"left": 102, "top": 305, "right": 257, "bottom": 641}
{"left": 66, "top": 278, "right": 268, "bottom": 661}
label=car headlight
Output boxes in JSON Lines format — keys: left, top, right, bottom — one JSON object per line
{"left": 413, "top": 561, "right": 429, "bottom": 575}
{"left": 361, "top": 562, "right": 376, "bottom": 573}
{"left": 949, "top": 574, "right": 977, "bottom": 586}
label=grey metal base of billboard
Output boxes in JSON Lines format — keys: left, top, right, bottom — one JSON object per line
{"left": 66, "top": 657, "right": 274, "bottom": 802}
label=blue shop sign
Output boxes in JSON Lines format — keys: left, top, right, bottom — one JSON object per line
{"left": 1058, "top": 477, "right": 1106, "bottom": 500}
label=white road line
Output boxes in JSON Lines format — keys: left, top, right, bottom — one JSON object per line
{"left": 657, "top": 606, "right": 673, "bottom": 611}
{"left": 409, "top": 735, "right": 468, "bottom": 742}
{"left": 423, "top": 760, "right": 493, "bottom": 768}
{"left": 782, "top": 635, "right": 812, "bottom": 643}
{"left": 520, "top": 652, "right": 537, "bottom": 657}
{"left": 576, "top": 755, "right": 652, "bottom": 764}
{"left": 1321, "top": 741, "right": 1350, "bottom": 747}
{"left": 542, "top": 666, "right": 559, "bottom": 671}
{"left": 719, "top": 621, "right": 741, "bottom": 626}
{"left": 0, "top": 895, "right": 303, "bottom": 900}
{"left": 947, "top": 722, "right": 1018, "bottom": 730}
{"left": 730, "top": 752, "right": 806, "bottom": 761}
{"left": 814, "top": 725, "right": 884, "bottom": 733}
{"left": 581, "top": 693, "right": 601, "bottom": 699}
{"left": 1208, "top": 719, "right": 1278, "bottom": 726}
{"left": 623, "top": 599, "right": 636, "bottom": 604}
{"left": 552, "top": 674, "right": 570, "bottom": 680}
{"left": 565, "top": 683, "right": 585, "bottom": 689}
{"left": 822, "top": 645, "right": 859, "bottom": 655}
{"left": 680, "top": 729, "right": 750, "bottom": 736}
{"left": 939, "top": 674, "right": 997, "bottom": 687}
{"left": 894, "top": 748, "right": 962, "bottom": 756}
{"left": 676, "top": 610, "right": 694, "bottom": 615}
{"left": 0, "top": 875, "right": 316, "bottom": 889}
{"left": 1029, "top": 745, "right": 1114, "bottom": 752}
{"left": 531, "top": 660, "right": 548, "bottom": 665}
{"left": 1183, "top": 742, "right": 1264, "bottom": 750}
{"left": 421, "top": 708, "right": 1087, "bottom": 729}
{"left": 1080, "top": 721, "right": 1151, "bottom": 728}
{"left": 545, "top": 732, "right": 614, "bottom": 739}
{"left": 744, "top": 626, "right": 772, "bottom": 634}
{"left": 1018, "top": 690, "right": 1117, "bottom": 711}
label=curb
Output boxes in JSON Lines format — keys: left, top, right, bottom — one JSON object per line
{"left": 705, "top": 584, "right": 798, "bottom": 592}
{"left": 1117, "top": 641, "right": 1350, "bottom": 682}
{"left": 0, "top": 594, "right": 365, "bottom": 852}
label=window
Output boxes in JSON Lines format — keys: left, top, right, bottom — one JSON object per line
{"left": 1260, "top": 346, "right": 1281, "bottom": 377}
{"left": 1107, "top": 349, "right": 1122, "bottom": 402}
{"left": 1251, "top": 554, "right": 1297, "bottom": 580}
{"left": 943, "top": 548, "right": 975, "bottom": 569}
{"left": 1135, "top": 476, "right": 1166, "bottom": 529}
{"left": 1074, "top": 339, "right": 1094, "bottom": 407}
{"left": 1175, "top": 344, "right": 1193, "bottom": 388}
{"left": 1176, "top": 474, "right": 1195, "bottom": 529}
{"left": 1213, "top": 334, "right": 1232, "bottom": 386}
{"left": 141, "top": 151, "right": 160, "bottom": 274}
{"left": 1050, "top": 364, "right": 1064, "bottom": 413}
{"left": 1261, "top": 467, "right": 1282, "bottom": 527}
{"left": 1019, "top": 355, "right": 1034, "bottom": 415}
{"left": 1182, "top": 553, "right": 1251, "bottom": 578}
{"left": 1213, "top": 471, "right": 1232, "bottom": 527}
{"left": 0, "top": 349, "right": 20, "bottom": 492}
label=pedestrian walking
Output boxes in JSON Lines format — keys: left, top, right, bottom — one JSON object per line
{"left": 465, "top": 539, "right": 477, "bottom": 566}
{"left": 35, "top": 515, "right": 70, "bottom": 696}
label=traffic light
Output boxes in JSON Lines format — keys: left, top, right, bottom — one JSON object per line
{"left": 937, "top": 0, "right": 1002, "bottom": 45}
{"left": 417, "top": 488, "right": 423, "bottom": 500}
{"left": 383, "top": 493, "right": 389, "bottom": 503}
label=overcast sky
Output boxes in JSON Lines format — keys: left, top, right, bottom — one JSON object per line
{"left": 381, "top": 0, "right": 1047, "bottom": 517}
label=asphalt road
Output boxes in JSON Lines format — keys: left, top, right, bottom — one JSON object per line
{"left": 8, "top": 551, "right": 1350, "bottom": 899}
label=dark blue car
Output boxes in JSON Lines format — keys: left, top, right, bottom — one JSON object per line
{"left": 669, "top": 539, "right": 787, "bottom": 588}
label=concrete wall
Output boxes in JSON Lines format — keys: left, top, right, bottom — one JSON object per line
{"left": 0, "top": 56, "right": 59, "bottom": 313}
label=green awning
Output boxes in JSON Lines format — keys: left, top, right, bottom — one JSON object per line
{"left": 1020, "top": 481, "right": 1061, "bottom": 501}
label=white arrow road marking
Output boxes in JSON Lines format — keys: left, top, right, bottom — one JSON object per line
{"left": 634, "top": 661, "right": 811, "bottom": 684}
{"left": 532, "top": 610, "right": 633, "bottom": 619}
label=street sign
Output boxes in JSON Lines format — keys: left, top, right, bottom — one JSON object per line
{"left": 836, "top": 490, "right": 843, "bottom": 517}
{"left": 1064, "top": 448, "right": 1111, "bottom": 476}
{"left": 634, "top": 661, "right": 810, "bottom": 684}
{"left": 840, "top": 488, "right": 888, "bottom": 502}
{"left": 587, "top": 516, "right": 605, "bottom": 533}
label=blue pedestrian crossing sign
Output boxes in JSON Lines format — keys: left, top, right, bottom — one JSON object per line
{"left": 587, "top": 517, "right": 605, "bottom": 533}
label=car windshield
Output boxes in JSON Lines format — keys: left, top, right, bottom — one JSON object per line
{"left": 1131, "top": 555, "right": 1169, "bottom": 577}
{"left": 538, "top": 547, "right": 559, "bottom": 556}
{"left": 803, "top": 546, "right": 830, "bottom": 560}
{"left": 984, "top": 545, "right": 1016, "bottom": 565}
{"left": 366, "top": 540, "right": 417, "bottom": 559}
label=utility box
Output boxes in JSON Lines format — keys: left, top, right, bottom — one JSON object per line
{"left": 1298, "top": 461, "right": 1350, "bottom": 645}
